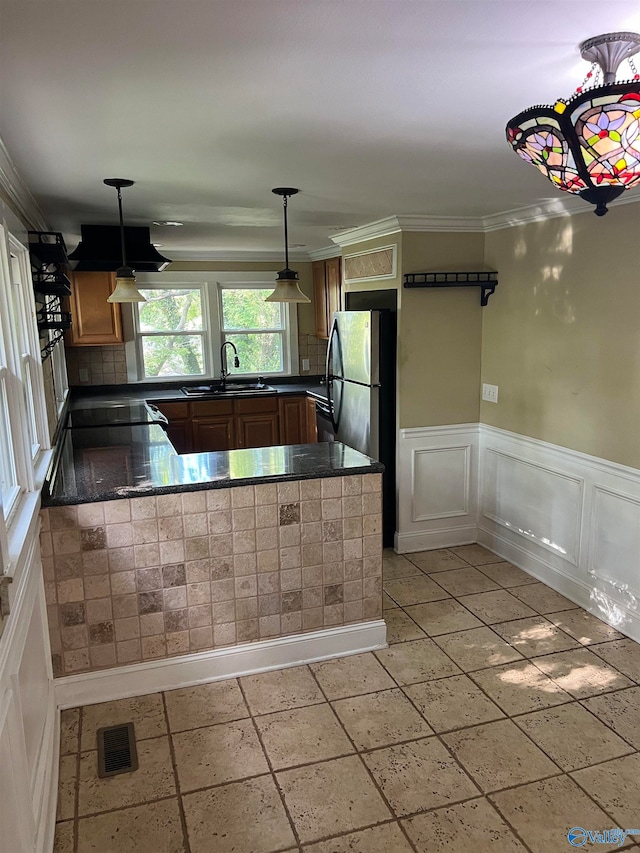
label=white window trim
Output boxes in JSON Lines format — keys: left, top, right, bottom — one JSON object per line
{"left": 126, "top": 271, "right": 299, "bottom": 382}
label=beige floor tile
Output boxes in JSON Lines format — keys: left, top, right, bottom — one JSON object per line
{"left": 375, "top": 639, "right": 461, "bottom": 686}
{"left": 469, "top": 660, "right": 572, "bottom": 715}
{"left": 404, "top": 675, "right": 504, "bottom": 733}
{"left": 383, "top": 592, "right": 399, "bottom": 610}
{"left": 81, "top": 693, "right": 166, "bottom": 751}
{"left": 492, "top": 616, "right": 580, "bottom": 657}
{"left": 403, "top": 797, "right": 529, "bottom": 853}
{"left": 433, "top": 627, "right": 524, "bottom": 672}
{"left": 531, "top": 648, "right": 634, "bottom": 698}
{"left": 582, "top": 686, "right": 640, "bottom": 749}
{"left": 255, "top": 703, "right": 353, "bottom": 769}
{"left": 383, "top": 575, "right": 450, "bottom": 606}
{"left": 77, "top": 799, "right": 185, "bottom": 852}
{"left": 590, "top": 638, "right": 640, "bottom": 682}
{"left": 384, "top": 608, "right": 427, "bottom": 644}
{"left": 164, "top": 679, "right": 248, "bottom": 732}
{"left": 332, "top": 688, "right": 433, "bottom": 750}
{"left": 548, "top": 609, "right": 624, "bottom": 645}
{"left": 383, "top": 551, "right": 424, "bottom": 580}
{"left": 430, "top": 567, "right": 499, "bottom": 597}
{"left": 57, "top": 755, "right": 77, "bottom": 821}
{"left": 310, "top": 652, "right": 395, "bottom": 700}
{"left": 303, "top": 822, "right": 414, "bottom": 853}
{"left": 514, "top": 703, "right": 632, "bottom": 771}
{"left": 363, "top": 737, "right": 479, "bottom": 816}
{"left": 404, "top": 599, "right": 482, "bottom": 636}
{"left": 405, "top": 548, "right": 469, "bottom": 573}
{"left": 277, "top": 755, "right": 391, "bottom": 843}
{"left": 172, "top": 719, "right": 268, "bottom": 791}
{"left": 442, "top": 719, "right": 559, "bottom": 793}
{"left": 490, "top": 775, "right": 631, "bottom": 853}
{"left": 450, "top": 544, "right": 498, "bottom": 565}
{"left": 53, "top": 821, "right": 74, "bottom": 853}
{"left": 60, "top": 708, "right": 80, "bottom": 755}
{"left": 509, "top": 583, "right": 577, "bottom": 614}
{"left": 457, "top": 590, "right": 537, "bottom": 624}
{"left": 78, "top": 736, "right": 175, "bottom": 816}
{"left": 240, "top": 665, "right": 325, "bottom": 715}
{"left": 572, "top": 753, "right": 640, "bottom": 830}
{"left": 183, "top": 775, "right": 296, "bottom": 853}
{"left": 478, "top": 561, "right": 538, "bottom": 588}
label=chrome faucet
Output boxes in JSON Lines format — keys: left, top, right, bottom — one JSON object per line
{"left": 220, "top": 341, "right": 240, "bottom": 386}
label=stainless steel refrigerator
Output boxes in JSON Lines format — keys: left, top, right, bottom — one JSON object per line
{"left": 325, "top": 309, "right": 396, "bottom": 545}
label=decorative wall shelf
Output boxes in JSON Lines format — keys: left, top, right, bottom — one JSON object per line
{"left": 403, "top": 271, "right": 498, "bottom": 306}
{"left": 28, "top": 231, "right": 71, "bottom": 296}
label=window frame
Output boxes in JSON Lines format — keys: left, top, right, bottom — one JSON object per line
{"left": 218, "top": 282, "right": 289, "bottom": 376}
{"left": 128, "top": 272, "right": 299, "bottom": 382}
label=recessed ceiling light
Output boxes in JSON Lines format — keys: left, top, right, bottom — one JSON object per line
{"left": 290, "top": 243, "right": 306, "bottom": 248}
{"left": 153, "top": 220, "right": 183, "bottom": 227}
{"left": 152, "top": 242, "right": 164, "bottom": 247}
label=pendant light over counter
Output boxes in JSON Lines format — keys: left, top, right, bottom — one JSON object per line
{"left": 103, "top": 178, "right": 147, "bottom": 303}
{"left": 265, "top": 187, "right": 310, "bottom": 303}
{"left": 506, "top": 32, "right": 640, "bottom": 216}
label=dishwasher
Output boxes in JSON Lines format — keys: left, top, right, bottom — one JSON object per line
{"left": 314, "top": 397, "right": 335, "bottom": 443}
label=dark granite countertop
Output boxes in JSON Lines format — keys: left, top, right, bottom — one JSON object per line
{"left": 42, "top": 424, "right": 383, "bottom": 506}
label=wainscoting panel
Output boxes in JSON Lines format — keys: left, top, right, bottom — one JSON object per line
{"left": 478, "top": 425, "right": 640, "bottom": 644}
{"left": 396, "top": 425, "right": 479, "bottom": 553}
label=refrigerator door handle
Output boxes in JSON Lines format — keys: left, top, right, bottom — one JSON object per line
{"left": 325, "top": 317, "right": 340, "bottom": 431}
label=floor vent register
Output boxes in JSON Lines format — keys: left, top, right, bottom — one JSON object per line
{"left": 97, "top": 722, "right": 139, "bottom": 778}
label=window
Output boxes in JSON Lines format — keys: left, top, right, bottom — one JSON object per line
{"left": 131, "top": 273, "right": 298, "bottom": 381}
{"left": 220, "top": 287, "right": 285, "bottom": 375}
{"left": 137, "top": 287, "right": 207, "bottom": 378}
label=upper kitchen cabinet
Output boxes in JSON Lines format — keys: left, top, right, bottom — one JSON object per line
{"left": 67, "top": 271, "right": 124, "bottom": 346}
{"left": 312, "top": 256, "right": 342, "bottom": 340}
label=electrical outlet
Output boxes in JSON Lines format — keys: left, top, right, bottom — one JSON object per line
{"left": 79, "top": 368, "right": 89, "bottom": 383}
{"left": 482, "top": 383, "right": 499, "bottom": 403}
{"left": 302, "top": 357, "right": 310, "bottom": 371}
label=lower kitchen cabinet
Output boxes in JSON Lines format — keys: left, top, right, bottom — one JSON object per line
{"left": 305, "top": 397, "right": 318, "bottom": 443}
{"left": 153, "top": 401, "right": 192, "bottom": 453}
{"left": 192, "top": 417, "right": 235, "bottom": 452}
{"left": 235, "top": 397, "right": 279, "bottom": 449}
{"left": 278, "top": 396, "right": 307, "bottom": 445}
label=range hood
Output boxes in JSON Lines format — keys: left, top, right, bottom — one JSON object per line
{"left": 68, "top": 225, "right": 171, "bottom": 272}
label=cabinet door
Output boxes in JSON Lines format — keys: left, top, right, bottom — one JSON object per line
{"left": 305, "top": 397, "right": 318, "bottom": 443}
{"left": 192, "top": 417, "right": 235, "bottom": 452}
{"left": 325, "top": 256, "right": 342, "bottom": 325}
{"left": 313, "top": 260, "right": 329, "bottom": 340}
{"left": 278, "top": 396, "right": 306, "bottom": 445}
{"left": 236, "top": 413, "right": 279, "bottom": 449}
{"left": 165, "top": 420, "right": 191, "bottom": 454}
{"left": 68, "top": 271, "right": 124, "bottom": 345}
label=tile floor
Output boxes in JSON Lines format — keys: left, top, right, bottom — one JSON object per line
{"left": 54, "top": 544, "right": 640, "bottom": 853}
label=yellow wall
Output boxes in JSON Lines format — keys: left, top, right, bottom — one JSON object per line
{"left": 168, "top": 260, "right": 315, "bottom": 334}
{"left": 482, "top": 204, "right": 640, "bottom": 468}
{"left": 399, "top": 231, "right": 485, "bottom": 428}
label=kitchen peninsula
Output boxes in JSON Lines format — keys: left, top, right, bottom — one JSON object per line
{"left": 41, "top": 385, "right": 385, "bottom": 679}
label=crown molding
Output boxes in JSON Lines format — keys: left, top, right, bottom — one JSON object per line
{"left": 482, "top": 190, "right": 640, "bottom": 231}
{"left": 0, "top": 137, "right": 49, "bottom": 231}
{"left": 308, "top": 245, "right": 342, "bottom": 261}
{"left": 330, "top": 214, "right": 486, "bottom": 247}
{"left": 166, "top": 248, "right": 311, "bottom": 263}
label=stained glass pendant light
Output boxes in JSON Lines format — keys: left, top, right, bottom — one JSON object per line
{"left": 506, "top": 32, "right": 640, "bottom": 215}
{"left": 266, "top": 188, "right": 310, "bottom": 303}
{"left": 103, "top": 178, "right": 147, "bottom": 303}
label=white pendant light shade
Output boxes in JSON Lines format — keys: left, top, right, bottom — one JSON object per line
{"left": 265, "top": 270, "right": 310, "bottom": 303}
{"left": 267, "top": 187, "right": 310, "bottom": 303}
{"left": 107, "top": 271, "right": 147, "bottom": 303}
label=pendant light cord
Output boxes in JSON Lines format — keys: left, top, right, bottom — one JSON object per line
{"left": 116, "top": 186, "right": 128, "bottom": 268}
{"left": 282, "top": 194, "right": 289, "bottom": 269}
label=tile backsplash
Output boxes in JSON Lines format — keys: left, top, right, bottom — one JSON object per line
{"left": 65, "top": 344, "right": 128, "bottom": 386}
{"left": 65, "top": 334, "right": 325, "bottom": 385}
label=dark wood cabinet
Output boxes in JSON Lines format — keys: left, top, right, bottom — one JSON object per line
{"left": 305, "top": 397, "right": 318, "bottom": 443}
{"left": 235, "top": 397, "right": 279, "bottom": 448}
{"left": 67, "top": 271, "right": 124, "bottom": 346}
{"left": 313, "top": 257, "right": 342, "bottom": 339}
{"left": 153, "top": 401, "right": 192, "bottom": 453}
{"left": 278, "top": 396, "right": 307, "bottom": 445}
{"left": 192, "top": 417, "right": 235, "bottom": 452}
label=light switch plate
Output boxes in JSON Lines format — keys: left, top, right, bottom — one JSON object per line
{"left": 482, "top": 383, "right": 499, "bottom": 403}
{"left": 302, "top": 358, "right": 310, "bottom": 371}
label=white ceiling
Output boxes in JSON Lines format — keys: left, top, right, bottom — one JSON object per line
{"left": 1, "top": 0, "right": 639, "bottom": 259}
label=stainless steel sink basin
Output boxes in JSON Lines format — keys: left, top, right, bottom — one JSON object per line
{"left": 181, "top": 383, "right": 276, "bottom": 397}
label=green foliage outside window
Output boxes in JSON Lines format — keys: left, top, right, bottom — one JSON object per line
{"left": 221, "top": 288, "right": 284, "bottom": 375}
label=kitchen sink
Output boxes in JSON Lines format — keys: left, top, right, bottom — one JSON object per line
{"left": 181, "top": 383, "right": 276, "bottom": 397}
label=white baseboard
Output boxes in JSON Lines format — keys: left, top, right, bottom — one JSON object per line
{"left": 55, "top": 620, "right": 388, "bottom": 710}
{"left": 35, "top": 688, "right": 59, "bottom": 853}
{"left": 395, "top": 524, "right": 478, "bottom": 554}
